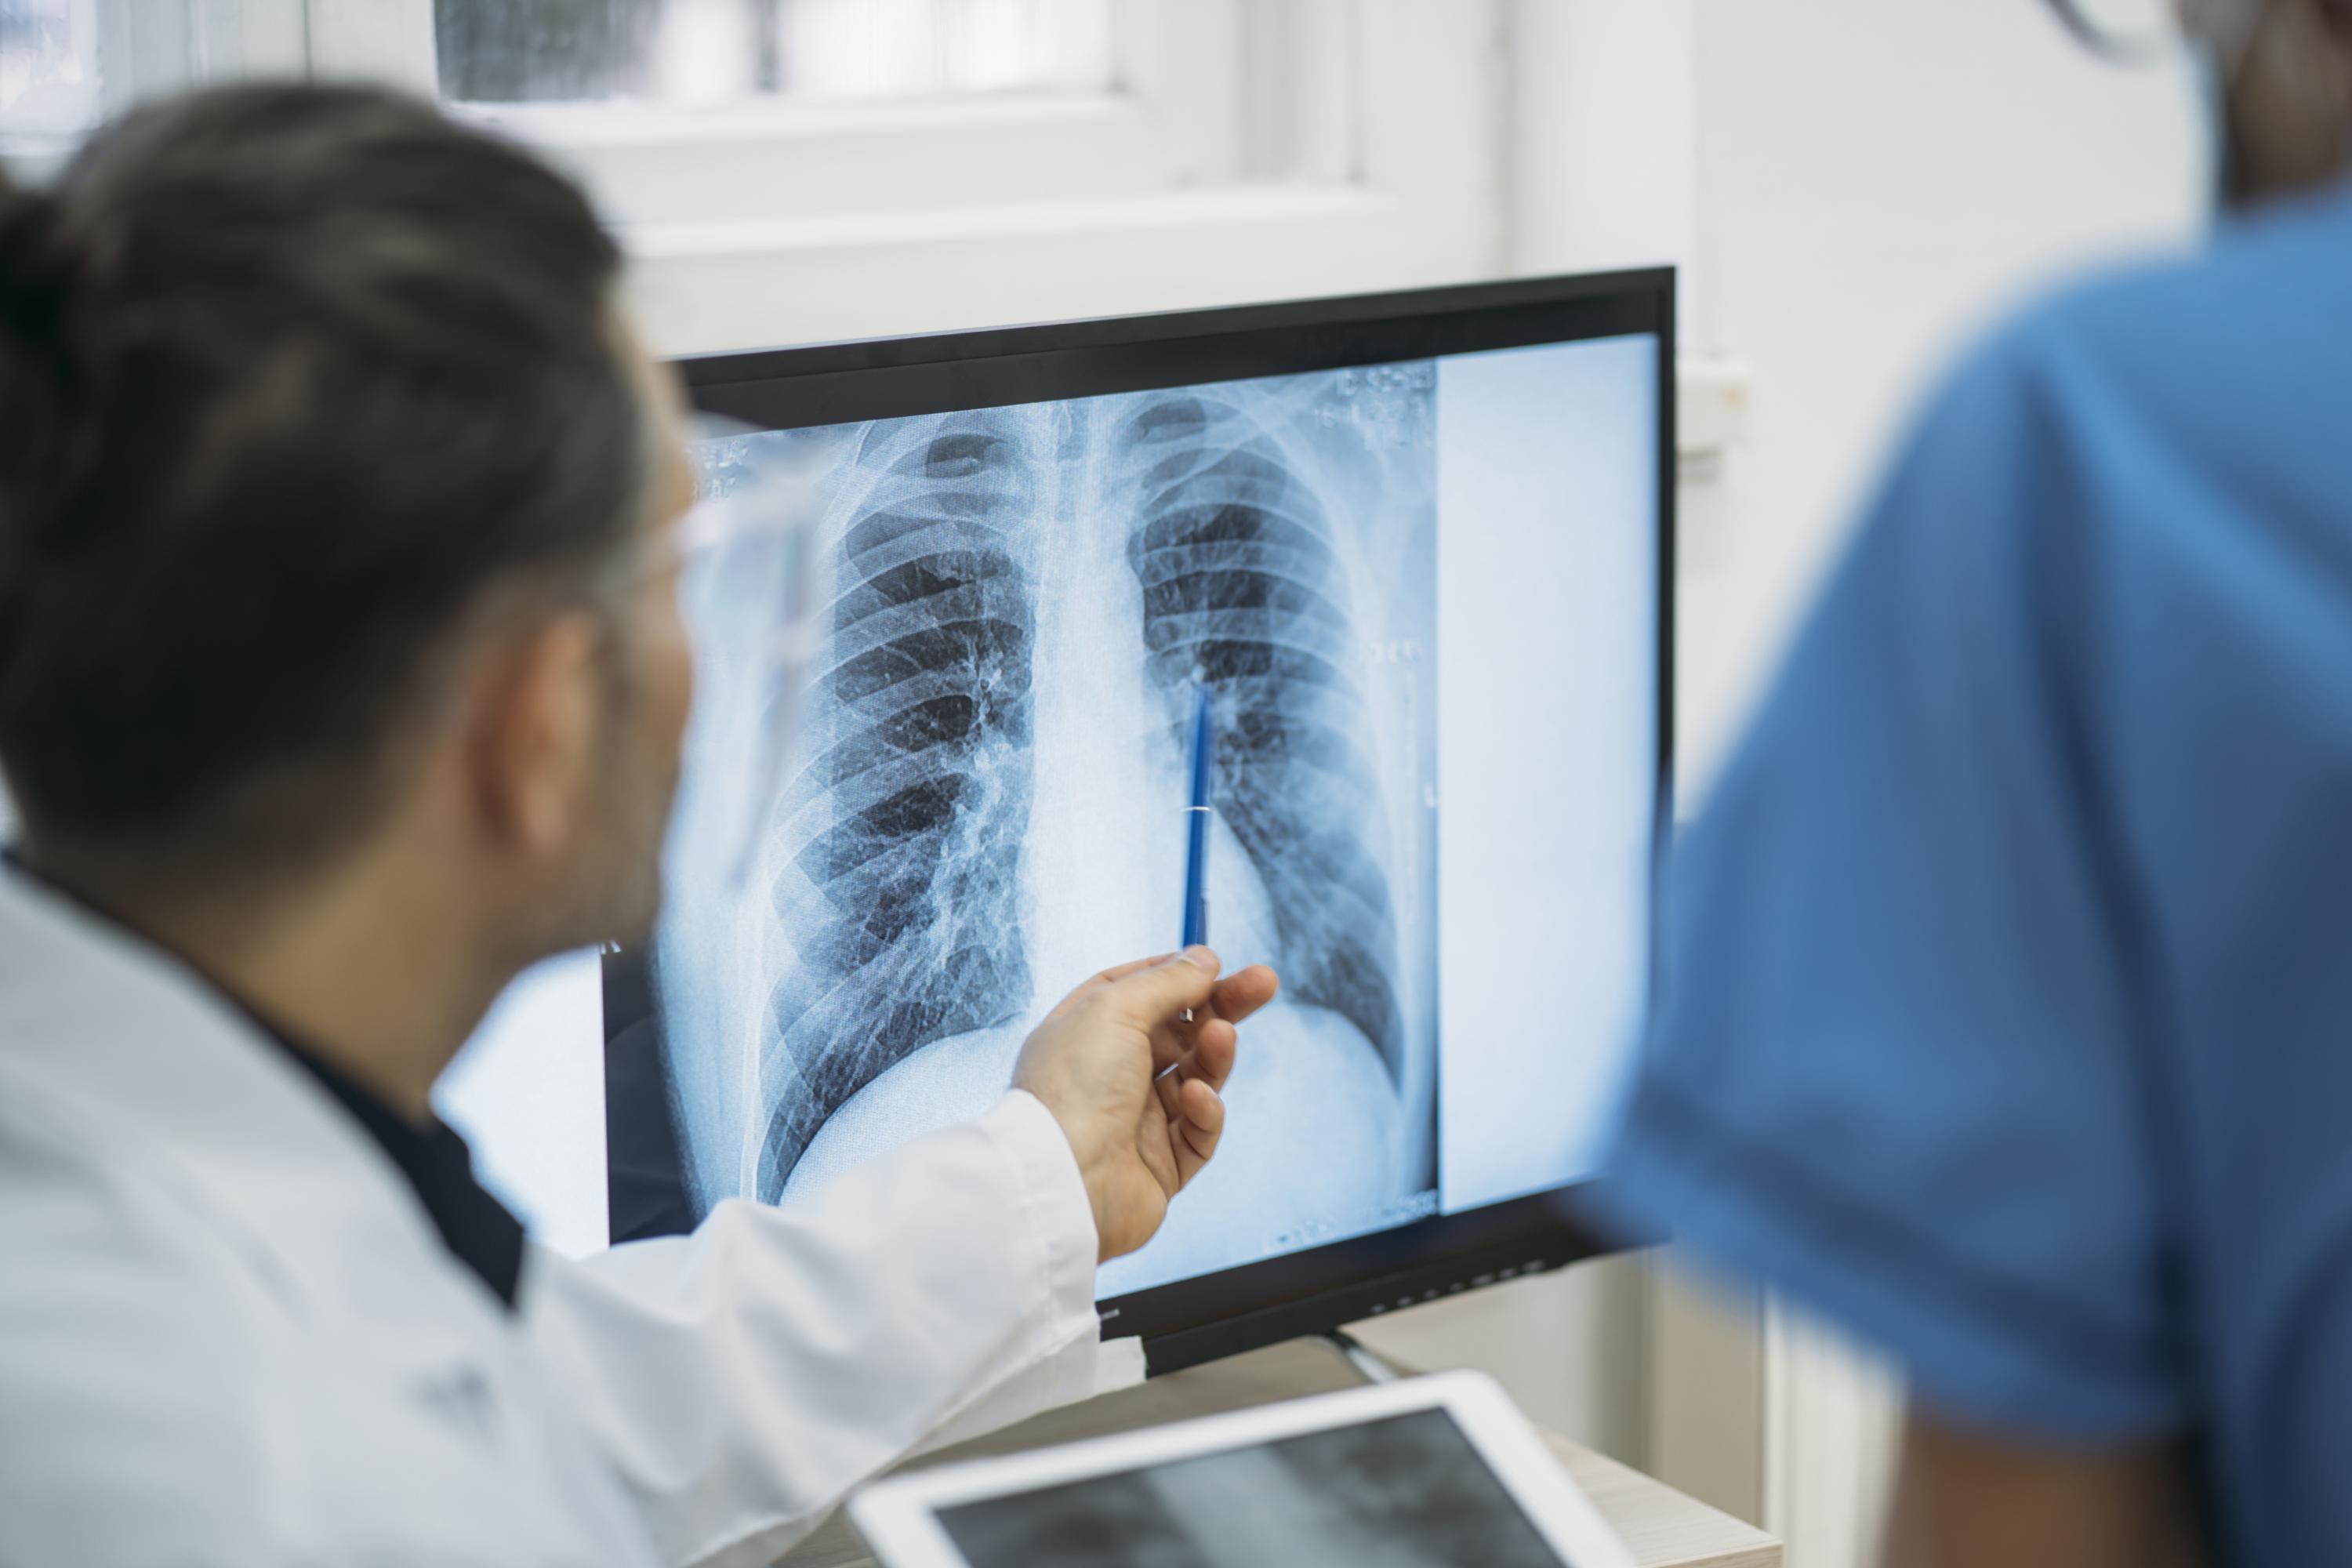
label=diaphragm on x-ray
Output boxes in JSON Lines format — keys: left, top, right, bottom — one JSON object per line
{"left": 651, "top": 364, "right": 1441, "bottom": 1294}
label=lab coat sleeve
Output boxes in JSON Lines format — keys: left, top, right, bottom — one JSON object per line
{"left": 521, "top": 1089, "right": 1105, "bottom": 1568}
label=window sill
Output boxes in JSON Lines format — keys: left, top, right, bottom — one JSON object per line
{"left": 457, "top": 89, "right": 1142, "bottom": 151}
{"left": 618, "top": 182, "right": 1396, "bottom": 260}
{"left": 619, "top": 180, "right": 1470, "bottom": 359}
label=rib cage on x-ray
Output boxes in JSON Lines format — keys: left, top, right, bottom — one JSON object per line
{"left": 656, "top": 364, "right": 1439, "bottom": 1223}
{"left": 751, "top": 415, "right": 1044, "bottom": 1201}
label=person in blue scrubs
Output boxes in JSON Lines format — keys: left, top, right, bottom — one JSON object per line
{"left": 1599, "top": 2, "right": 2352, "bottom": 1563}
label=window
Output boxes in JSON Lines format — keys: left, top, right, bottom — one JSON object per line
{"left": 9, "top": 1, "right": 1501, "bottom": 358}
{"left": 303, "top": 0, "right": 1501, "bottom": 353}
{"left": 0, "top": 0, "right": 100, "bottom": 143}
{"left": 434, "top": 0, "right": 1116, "bottom": 108}
{"left": 397, "top": 0, "right": 1265, "bottom": 230}
{"left": 2, "top": 1, "right": 307, "bottom": 160}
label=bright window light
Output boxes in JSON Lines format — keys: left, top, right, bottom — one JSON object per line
{"left": 0, "top": 0, "right": 101, "bottom": 141}
{"left": 434, "top": 0, "right": 1116, "bottom": 109}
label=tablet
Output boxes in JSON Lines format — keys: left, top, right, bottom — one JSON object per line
{"left": 848, "top": 1371, "right": 1641, "bottom": 1568}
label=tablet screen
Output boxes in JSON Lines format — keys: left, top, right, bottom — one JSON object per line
{"left": 932, "top": 1409, "right": 1569, "bottom": 1567}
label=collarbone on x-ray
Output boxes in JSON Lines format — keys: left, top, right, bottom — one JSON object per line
{"left": 659, "top": 363, "right": 1441, "bottom": 1293}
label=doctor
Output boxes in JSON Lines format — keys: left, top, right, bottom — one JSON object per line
{"left": 0, "top": 84, "right": 1276, "bottom": 1566}
{"left": 1599, "top": 1, "right": 2352, "bottom": 1565}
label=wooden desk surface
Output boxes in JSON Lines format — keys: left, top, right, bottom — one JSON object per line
{"left": 781, "top": 1338, "right": 1778, "bottom": 1568}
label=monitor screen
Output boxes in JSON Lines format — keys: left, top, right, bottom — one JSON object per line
{"left": 441, "top": 274, "right": 1671, "bottom": 1366}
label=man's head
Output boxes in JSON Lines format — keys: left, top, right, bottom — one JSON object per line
{"left": 0, "top": 84, "right": 695, "bottom": 964}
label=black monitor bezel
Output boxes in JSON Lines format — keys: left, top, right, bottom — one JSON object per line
{"left": 637, "top": 268, "right": 1675, "bottom": 1374}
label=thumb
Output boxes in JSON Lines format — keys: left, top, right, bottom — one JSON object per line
{"left": 1102, "top": 946, "right": 1220, "bottom": 1028}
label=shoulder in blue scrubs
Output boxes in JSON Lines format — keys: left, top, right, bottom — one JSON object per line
{"left": 1599, "top": 180, "right": 2352, "bottom": 1566}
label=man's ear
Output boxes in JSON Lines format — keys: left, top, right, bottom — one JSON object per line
{"left": 470, "top": 612, "right": 607, "bottom": 857}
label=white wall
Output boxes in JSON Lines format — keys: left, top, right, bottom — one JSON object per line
{"left": 1683, "top": 0, "right": 2202, "bottom": 797}
{"left": 1504, "top": 0, "right": 1695, "bottom": 281}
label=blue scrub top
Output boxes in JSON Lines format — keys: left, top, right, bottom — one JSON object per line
{"left": 1599, "top": 181, "right": 2352, "bottom": 1566}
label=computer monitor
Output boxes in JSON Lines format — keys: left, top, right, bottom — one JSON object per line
{"left": 597, "top": 271, "right": 1672, "bottom": 1373}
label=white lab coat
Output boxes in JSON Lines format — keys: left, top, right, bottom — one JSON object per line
{"left": 0, "top": 867, "right": 1138, "bottom": 1566}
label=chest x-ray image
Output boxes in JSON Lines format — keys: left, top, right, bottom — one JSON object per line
{"left": 647, "top": 362, "right": 1441, "bottom": 1295}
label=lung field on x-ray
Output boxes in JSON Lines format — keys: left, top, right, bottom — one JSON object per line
{"left": 1117, "top": 392, "right": 1410, "bottom": 1082}
{"left": 752, "top": 416, "right": 1043, "bottom": 1201}
{"left": 655, "top": 365, "right": 1440, "bottom": 1240}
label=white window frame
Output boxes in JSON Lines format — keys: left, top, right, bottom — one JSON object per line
{"left": 309, "top": 0, "right": 1253, "bottom": 227}
{"left": 628, "top": 4, "right": 1497, "bottom": 359}
{"left": 637, "top": 0, "right": 1501, "bottom": 358}
{"left": 452, "top": 1, "right": 1254, "bottom": 230}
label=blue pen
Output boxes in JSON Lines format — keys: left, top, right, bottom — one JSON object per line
{"left": 1181, "top": 684, "right": 1214, "bottom": 950}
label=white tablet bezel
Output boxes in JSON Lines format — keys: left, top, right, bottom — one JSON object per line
{"left": 848, "top": 1370, "right": 1639, "bottom": 1568}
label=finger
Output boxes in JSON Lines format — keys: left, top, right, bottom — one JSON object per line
{"left": 1154, "top": 1060, "right": 1185, "bottom": 1124}
{"left": 1105, "top": 946, "right": 1220, "bottom": 1035}
{"left": 1136, "top": 1093, "right": 1183, "bottom": 1198}
{"left": 1090, "top": 953, "right": 1174, "bottom": 987}
{"left": 1185, "top": 1014, "right": 1238, "bottom": 1094}
{"left": 1148, "top": 988, "right": 1240, "bottom": 1095}
{"left": 1151, "top": 1009, "right": 1235, "bottom": 1129}
{"left": 1145, "top": 1004, "right": 1204, "bottom": 1076}
{"left": 1045, "top": 953, "right": 1177, "bottom": 1020}
{"left": 1210, "top": 964, "right": 1279, "bottom": 1026}
{"left": 1174, "top": 1077, "right": 1224, "bottom": 1185}
{"left": 1151, "top": 1039, "right": 1192, "bottom": 1118}
{"left": 1128, "top": 953, "right": 1250, "bottom": 1076}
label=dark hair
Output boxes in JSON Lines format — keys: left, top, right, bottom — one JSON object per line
{"left": 0, "top": 82, "right": 646, "bottom": 877}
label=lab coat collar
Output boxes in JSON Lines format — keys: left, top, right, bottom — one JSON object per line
{"left": 0, "top": 864, "right": 509, "bottom": 1340}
